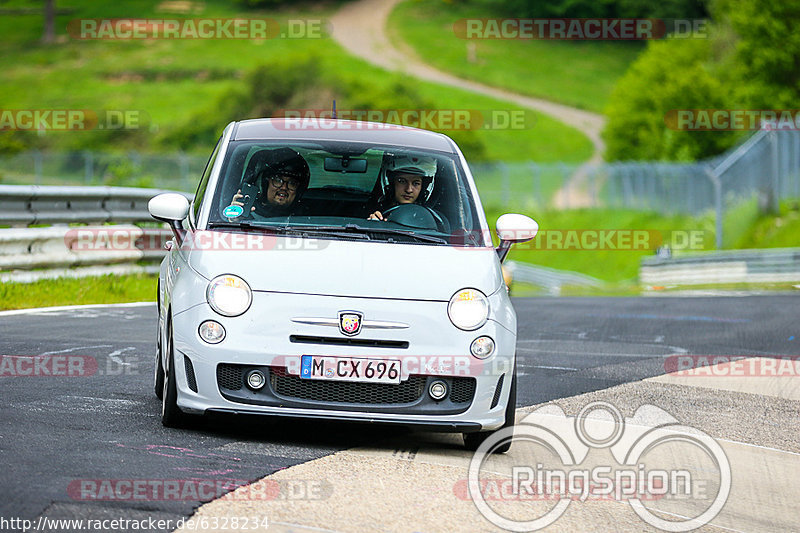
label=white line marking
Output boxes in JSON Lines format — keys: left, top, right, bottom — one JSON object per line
{"left": 39, "top": 345, "right": 112, "bottom": 356}
{"left": 0, "top": 302, "right": 154, "bottom": 317}
{"left": 108, "top": 347, "right": 136, "bottom": 366}
{"left": 532, "top": 365, "right": 579, "bottom": 371}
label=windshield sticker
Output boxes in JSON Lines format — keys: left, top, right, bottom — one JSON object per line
{"left": 223, "top": 205, "right": 244, "bottom": 218}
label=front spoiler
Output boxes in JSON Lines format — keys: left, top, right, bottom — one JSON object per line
{"left": 205, "top": 408, "right": 484, "bottom": 433}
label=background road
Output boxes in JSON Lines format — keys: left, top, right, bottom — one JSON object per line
{"left": 0, "top": 296, "right": 797, "bottom": 530}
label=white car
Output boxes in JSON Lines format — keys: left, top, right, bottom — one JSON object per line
{"left": 149, "top": 118, "right": 537, "bottom": 452}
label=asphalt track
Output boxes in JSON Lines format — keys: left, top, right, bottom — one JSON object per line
{"left": 0, "top": 296, "right": 797, "bottom": 532}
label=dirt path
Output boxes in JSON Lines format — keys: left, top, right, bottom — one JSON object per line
{"left": 329, "top": 0, "right": 604, "bottom": 207}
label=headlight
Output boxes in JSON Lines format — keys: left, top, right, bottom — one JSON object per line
{"left": 448, "top": 288, "right": 489, "bottom": 330}
{"left": 206, "top": 274, "right": 252, "bottom": 317}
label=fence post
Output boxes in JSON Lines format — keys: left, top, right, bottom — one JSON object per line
{"left": 500, "top": 162, "right": 510, "bottom": 207}
{"left": 768, "top": 130, "right": 780, "bottom": 214}
{"left": 705, "top": 166, "right": 723, "bottom": 249}
{"left": 83, "top": 150, "right": 94, "bottom": 183}
{"left": 33, "top": 149, "right": 42, "bottom": 184}
{"left": 529, "top": 162, "right": 541, "bottom": 210}
{"left": 178, "top": 151, "right": 190, "bottom": 190}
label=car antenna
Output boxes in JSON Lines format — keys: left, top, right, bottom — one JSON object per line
{"left": 332, "top": 99, "right": 337, "bottom": 119}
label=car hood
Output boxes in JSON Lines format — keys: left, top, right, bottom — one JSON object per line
{"left": 186, "top": 232, "right": 502, "bottom": 300}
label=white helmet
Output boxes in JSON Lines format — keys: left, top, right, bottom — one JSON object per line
{"left": 383, "top": 154, "right": 437, "bottom": 202}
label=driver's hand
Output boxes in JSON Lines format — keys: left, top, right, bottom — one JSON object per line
{"left": 231, "top": 189, "right": 256, "bottom": 211}
{"left": 368, "top": 211, "right": 384, "bottom": 221}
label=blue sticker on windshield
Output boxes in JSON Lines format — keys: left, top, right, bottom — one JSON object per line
{"left": 223, "top": 205, "right": 244, "bottom": 218}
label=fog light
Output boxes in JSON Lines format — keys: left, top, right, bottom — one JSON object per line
{"left": 246, "top": 370, "right": 265, "bottom": 390}
{"left": 429, "top": 380, "right": 448, "bottom": 400}
{"left": 470, "top": 336, "right": 495, "bottom": 359}
{"left": 198, "top": 320, "right": 225, "bottom": 344}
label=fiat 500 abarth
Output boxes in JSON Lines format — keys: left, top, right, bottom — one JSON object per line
{"left": 149, "top": 118, "right": 537, "bottom": 451}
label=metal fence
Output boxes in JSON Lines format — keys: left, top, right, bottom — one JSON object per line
{"left": 3, "top": 129, "right": 799, "bottom": 248}
{"left": 0, "top": 150, "right": 206, "bottom": 192}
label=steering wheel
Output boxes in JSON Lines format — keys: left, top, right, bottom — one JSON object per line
{"left": 382, "top": 204, "right": 447, "bottom": 232}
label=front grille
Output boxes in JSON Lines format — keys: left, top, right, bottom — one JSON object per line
{"left": 270, "top": 367, "right": 425, "bottom": 404}
{"left": 452, "top": 377, "right": 478, "bottom": 404}
{"left": 184, "top": 356, "right": 198, "bottom": 392}
{"left": 289, "top": 335, "right": 409, "bottom": 349}
{"left": 490, "top": 374, "right": 505, "bottom": 408}
{"left": 217, "top": 364, "right": 242, "bottom": 390}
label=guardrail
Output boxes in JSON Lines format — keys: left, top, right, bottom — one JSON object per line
{"left": 0, "top": 184, "right": 187, "bottom": 226}
{"left": 0, "top": 185, "right": 189, "bottom": 282}
{"left": 640, "top": 248, "right": 800, "bottom": 286}
{"left": 506, "top": 260, "right": 603, "bottom": 294}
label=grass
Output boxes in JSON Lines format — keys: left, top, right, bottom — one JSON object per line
{"left": 488, "top": 198, "right": 800, "bottom": 285}
{"left": 485, "top": 208, "right": 716, "bottom": 282}
{"left": 0, "top": 273, "right": 156, "bottom": 310}
{"left": 0, "top": 0, "right": 592, "bottom": 163}
{"left": 730, "top": 200, "right": 800, "bottom": 249}
{"left": 388, "top": 0, "right": 644, "bottom": 113}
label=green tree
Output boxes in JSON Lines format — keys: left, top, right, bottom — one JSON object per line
{"left": 603, "top": 37, "right": 736, "bottom": 161}
{"left": 715, "top": 0, "right": 800, "bottom": 108}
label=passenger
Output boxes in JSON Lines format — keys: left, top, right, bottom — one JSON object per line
{"left": 368, "top": 155, "right": 437, "bottom": 221}
{"left": 230, "top": 148, "right": 310, "bottom": 217}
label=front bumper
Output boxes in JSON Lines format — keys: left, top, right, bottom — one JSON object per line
{"left": 171, "top": 291, "right": 516, "bottom": 431}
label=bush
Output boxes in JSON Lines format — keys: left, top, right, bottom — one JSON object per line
{"left": 160, "top": 55, "right": 487, "bottom": 159}
{"left": 603, "top": 37, "right": 738, "bottom": 161}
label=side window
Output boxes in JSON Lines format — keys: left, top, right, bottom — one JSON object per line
{"left": 192, "top": 136, "right": 222, "bottom": 224}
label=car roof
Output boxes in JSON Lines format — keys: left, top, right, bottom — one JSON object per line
{"left": 231, "top": 118, "right": 457, "bottom": 153}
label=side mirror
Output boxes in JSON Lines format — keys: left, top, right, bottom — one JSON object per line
{"left": 495, "top": 213, "right": 538, "bottom": 262}
{"left": 148, "top": 193, "right": 189, "bottom": 244}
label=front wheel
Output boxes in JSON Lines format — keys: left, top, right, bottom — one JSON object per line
{"left": 161, "top": 322, "right": 188, "bottom": 428}
{"left": 463, "top": 371, "right": 517, "bottom": 453}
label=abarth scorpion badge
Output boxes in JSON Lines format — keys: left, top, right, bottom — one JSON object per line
{"left": 338, "top": 311, "right": 363, "bottom": 336}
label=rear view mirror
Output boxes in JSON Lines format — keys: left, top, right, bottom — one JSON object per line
{"left": 495, "top": 213, "right": 538, "bottom": 262}
{"left": 148, "top": 193, "right": 189, "bottom": 244}
{"left": 324, "top": 157, "right": 367, "bottom": 173}
{"left": 148, "top": 193, "right": 189, "bottom": 222}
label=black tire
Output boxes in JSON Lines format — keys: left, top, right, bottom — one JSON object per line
{"left": 161, "top": 321, "right": 187, "bottom": 428}
{"left": 464, "top": 371, "right": 517, "bottom": 453}
{"left": 154, "top": 330, "right": 164, "bottom": 400}
{"left": 154, "top": 280, "right": 164, "bottom": 400}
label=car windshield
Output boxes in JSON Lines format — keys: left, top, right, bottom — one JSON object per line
{"left": 205, "top": 140, "right": 485, "bottom": 247}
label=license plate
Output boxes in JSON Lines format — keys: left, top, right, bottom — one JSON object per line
{"left": 300, "top": 355, "right": 401, "bottom": 384}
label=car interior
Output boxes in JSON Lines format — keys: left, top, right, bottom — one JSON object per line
{"left": 210, "top": 141, "right": 481, "bottom": 243}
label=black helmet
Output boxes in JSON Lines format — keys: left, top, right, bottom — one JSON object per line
{"left": 258, "top": 147, "right": 311, "bottom": 199}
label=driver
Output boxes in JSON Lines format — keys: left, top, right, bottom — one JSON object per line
{"left": 230, "top": 148, "right": 310, "bottom": 217}
{"left": 368, "top": 155, "right": 437, "bottom": 221}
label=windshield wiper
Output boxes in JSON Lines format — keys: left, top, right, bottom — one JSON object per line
{"left": 341, "top": 224, "right": 448, "bottom": 244}
{"left": 208, "top": 222, "right": 370, "bottom": 240}
{"left": 207, "top": 221, "right": 282, "bottom": 233}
